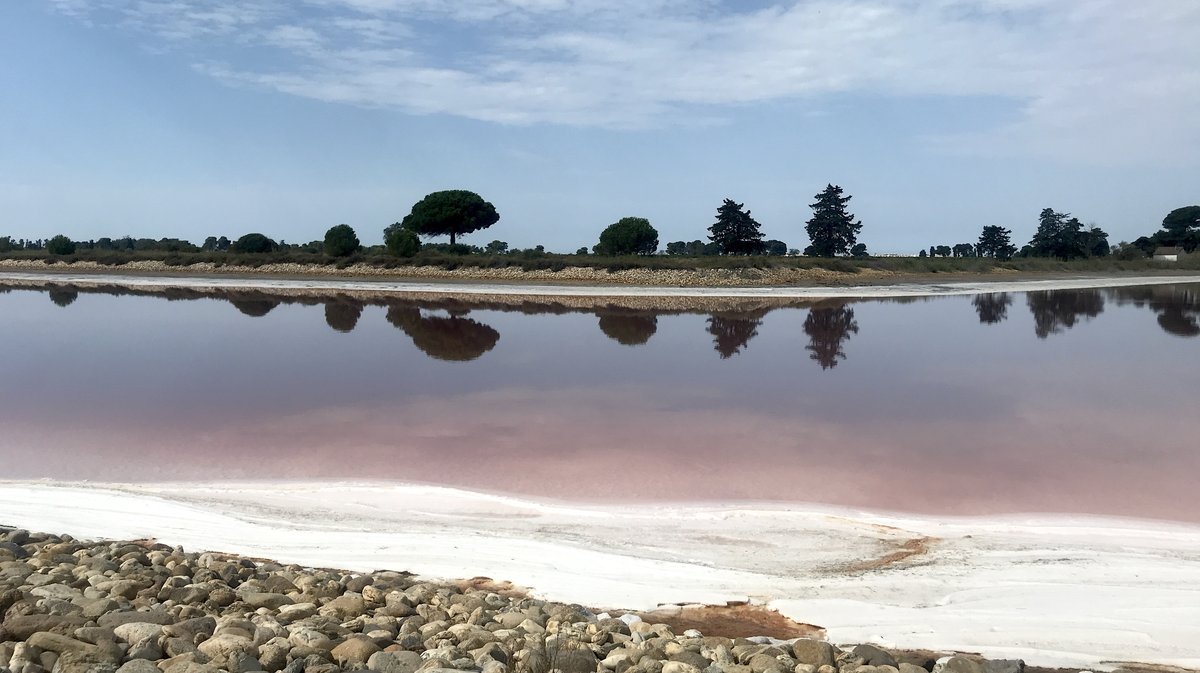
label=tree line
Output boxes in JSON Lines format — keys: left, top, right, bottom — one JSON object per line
{"left": 2, "top": 187, "right": 1195, "bottom": 262}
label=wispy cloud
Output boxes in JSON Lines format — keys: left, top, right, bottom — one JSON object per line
{"left": 48, "top": 0, "right": 1200, "bottom": 163}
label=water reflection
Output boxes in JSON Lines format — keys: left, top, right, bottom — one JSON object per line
{"left": 6, "top": 281, "right": 1200, "bottom": 371}
{"left": 973, "top": 293, "right": 1012, "bottom": 324}
{"left": 707, "top": 309, "right": 767, "bottom": 359}
{"left": 1026, "top": 290, "right": 1105, "bottom": 339}
{"left": 1111, "top": 285, "right": 1200, "bottom": 338}
{"left": 47, "top": 288, "right": 78, "bottom": 308}
{"left": 597, "top": 310, "right": 658, "bottom": 346}
{"left": 324, "top": 300, "right": 365, "bottom": 333}
{"left": 230, "top": 297, "right": 281, "bottom": 318}
{"left": 804, "top": 306, "right": 859, "bottom": 370}
{"left": 385, "top": 306, "right": 500, "bottom": 362}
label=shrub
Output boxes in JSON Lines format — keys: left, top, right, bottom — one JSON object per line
{"left": 231, "top": 233, "right": 277, "bottom": 254}
{"left": 46, "top": 235, "right": 76, "bottom": 255}
{"left": 324, "top": 224, "right": 360, "bottom": 257}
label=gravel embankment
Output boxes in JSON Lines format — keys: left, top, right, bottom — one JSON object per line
{"left": 0, "top": 528, "right": 1116, "bottom": 673}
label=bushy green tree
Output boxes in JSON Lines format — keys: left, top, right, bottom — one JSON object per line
{"left": 804, "top": 184, "right": 862, "bottom": 257}
{"left": 323, "top": 224, "right": 360, "bottom": 257}
{"left": 47, "top": 235, "right": 76, "bottom": 255}
{"left": 764, "top": 239, "right": 788, "bottom": 256}
{"left": 485, "top": 240, "right": 509, "bottom": 254}
{"left": 596, "top": 217, "right": 659, "bottom": 255}
{"left": 384, "top": 223, "right": 421, "bottom": 257}
{"left": 1027, "top": 209, "right": 1109, "bottom": 260}
{"left": 402, "top": 190, "right": 498, "bottom": 245}
{"left": 977, "top": 225, "right": 1017, "bottom": 260}
{"left": 231, "top": 233, "right": 276, "bottom": 253}
{"left": 709, "top": 199, "right": 765, "bottom": 255}
{"left": 850, "top": 243, "right": 869, "bottom": 257}
{"left": 0, "top": 236, "right": 13, "bottom": 253}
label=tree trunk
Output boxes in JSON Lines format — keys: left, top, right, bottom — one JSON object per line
{"left": 450, "top": 231, "right": 456, "bottom": 245}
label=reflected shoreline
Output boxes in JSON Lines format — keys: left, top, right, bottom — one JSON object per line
{"left": 4, "top": 280, "right": 1198, "bottom": 364}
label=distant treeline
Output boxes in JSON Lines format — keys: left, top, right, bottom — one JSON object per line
{"left": 2, "top": 189, "right": 1196, "bottom": 264}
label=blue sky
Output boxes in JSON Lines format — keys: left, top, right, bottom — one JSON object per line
{"left": 2, "top": 0, "right": 1198, "bottom": 253}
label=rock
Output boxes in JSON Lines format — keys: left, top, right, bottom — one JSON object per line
{"left": 852, "top": 646, "right": 897, "bottom": 668}
{"left": 0, "top": 614, "right": 86, "bottom": 640}
{"left": 0, "top": 542, "right": 30, "bottom": 559}
{"left": 981, "top": 662, "right": 1023, "bottom": 673}
{"left": 54, "top": 649, "right": 120, "bottom": 673}
{"left": 276, "top": 603, "right": 317, "bottom": 623}
{"left": 320, "top": 594, "right": 366, "bottom": 620}
{"left": 242, "top": 593, "right": 294, "bottom": 610}
{"left": 25, "top": 632, "right": 98, "bottom": 655}
{"left": 795, "top": 665, "right": 817, "bottom": 673}
{"left": 164, "top": 616, "right": 217, "bottom": 641}
{"left": 899, "top": 665, "right": 928, "bottom": 673}
{"left": 332, "top": 637, "right": 382, "bottom": 666}
{"left": 670, "top": 651, "right": 711, "bottom": 670}
{"left": 117, "top": 661, "right": 163, "bottom": 673}
{"left": 197, "top": 634, "right": 257, "bottom": 662}
{"left": 663, "top": 662, "right": 703, "bottom": 673}
{"left": 790, "top": 641, "right": 835, "bottom": 669}
{"left": 369, "top": 650, "right": 424, "bottom": 673}
{"left": 933, "top": 657, "right": 983, "bottom": 673}
{"left": 228, "top": 650, "right": 266, "bottom": 673}
{"left": 98, "top": 610, "right": 175, "bottom": 628}
{"left": 287, "top": 628, "right": 334, "bottom": 651}
{"left": 29, "top": 583, "right": 83, "bottom": 602}
{"left": 113, "top": 622, "right": 165, "bottom": 645}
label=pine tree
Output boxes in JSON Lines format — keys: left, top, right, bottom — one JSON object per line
{"left": 804, "top": 184, "right": 862, "bottom": 257}
{"left": 708, "top": 199, "right": 765, "bottom": 255}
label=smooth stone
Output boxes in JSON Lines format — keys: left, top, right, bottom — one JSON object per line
{"left": 790, "top": 641, "right": 835, "bottom": 668}
{"left": 368, "top": 650, "right": 423, "bottom": 673}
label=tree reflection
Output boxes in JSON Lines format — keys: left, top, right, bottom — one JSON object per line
{"left": 386, "top": 305, "right": 500, "bottom": 361}
{"left": 1026, "top": 290, "right": 1104, "bottom": 339}
{"left": 972, "top": 293, "right": 1012, "bottom": 324}
{"left": 1109, "top": 285, "right": 1200, "bottom": 338}
{"left": 597, "top": 311, "right": 658, "bottom": 346}
{"left": 324, "top": 300, "right": 364, "bottom": 333}
{"left": 48, "top": 288, "right": 78, "bottom": 308}
{"left": 229, "top": 296, "right": 281, "bottom": 318}
{"left": 804, "top": 306, "right": 859, "bottom": 370}
{"left": 707, "top": 310, "right": 766, "bottom": 359}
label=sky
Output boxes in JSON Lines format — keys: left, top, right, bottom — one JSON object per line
{"left": 1, "top": 1, "right": 1198, "bottom": 254}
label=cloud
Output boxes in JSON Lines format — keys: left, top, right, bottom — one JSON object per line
{"left": 47, "top": 0, "right": 1200, "bottom": 163}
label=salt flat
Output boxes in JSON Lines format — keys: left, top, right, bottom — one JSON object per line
{"left": 3, "top": 481, "right": 1198, "bottom": 670}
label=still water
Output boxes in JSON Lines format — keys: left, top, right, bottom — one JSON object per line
{"left": 1, "top": 281, "right": 1198, "bottom": 521}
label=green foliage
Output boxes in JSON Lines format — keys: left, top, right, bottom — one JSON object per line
{"left": 804, "top": 184, "right": 862, "bottom": 257}
{"left": 1025, "top": 209, "right": 1110, "bottom": 260}
{"left": 0, "top": 236, "right": 13, "bottom": 253}
{"left": 575, "top": 247, "right": 589, "bottom": 255}
{"left": 977, "top": 225, "right": 1017, "bottom": 260}
{"left": 46, "top": 235, "right": 76, "bottom": 255}
{"left": 1162, "top": 205, "right": 1200, "bottom": 236}
{"left": 596, "top": 217, "right": 659, "bottom": 256}
{"left": 323, "top": 224, "right": 360, "bottom": 257}
{"left": 231, "top": 233, "right": 277, "bottom": 254}
{"left": 764, "top": 239, "right": 788, "bottom": 256}
{"left": 850, "top": 243, "right": 869, "bottom": 257}
{"left": 709, "top": 199, "right": 765, "bottom": 255}
{"left": 485, "top": 240, "right": 509, "bottom": 254}
{"left": 402, "top": 190, "right": 499, "bottom": 245}
{"left": 384, "top": 226, "right": 421, "bottom": 257}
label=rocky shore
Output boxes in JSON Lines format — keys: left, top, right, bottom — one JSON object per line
{"left": 1, "top": 528, "right": 1142, "bottom": 673}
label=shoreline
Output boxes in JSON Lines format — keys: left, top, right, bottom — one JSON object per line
{"left": 3, "top": 480, "right": 1199, "bottom": 669}
{"left": 1, "top": 269, "right": 1198, "bottom": 305}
